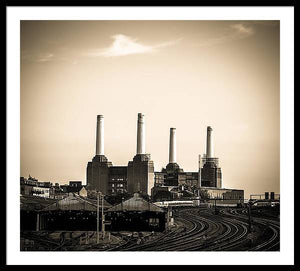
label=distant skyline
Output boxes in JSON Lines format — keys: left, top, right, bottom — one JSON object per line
{"left": 20, "top": 20, "right": 280, "bottom": 198}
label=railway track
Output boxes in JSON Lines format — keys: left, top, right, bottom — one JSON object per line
{"left": 220, "top": 208, "right": 280, "bottom": 251}
{"left": 21, "top": 231, "right": 60, "bottom": 250}
{"left": 115, "top": 213, "right": 204, "bottom": 251}
{"left": 53, "top": 231, "right": 90, "bottom": 251}
{"left": 121, "top": 208, "right": 245, "bottom": 251}
{"left": 21, "top": 231, "right": 91, "bottom": 251}
{"left": 178, "top": 209, "right": 249, "bottom": 251}
{"left": 117, "top": 207, "right": 279, "bottom": 251}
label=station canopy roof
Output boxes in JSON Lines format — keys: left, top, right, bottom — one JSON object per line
{"left": 37, "top": 193, "right": 111, "bottom": 212}
{"left": 106, "top": 193, "right": 164, "bottom": 213}
{"left": 20, "top": 195, "right": 57, "bottom": 211}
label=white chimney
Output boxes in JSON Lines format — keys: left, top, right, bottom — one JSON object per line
{"left": 136, "top": 113, "right": 145, "bottom": 154}
{"left": 206, "top": 126, "right": 214, "bottom": 158}
{"left": 96, "top": 115, "right": 104, "bottom": 155}
{"left": 169, "top": 128, "right": 176, "bottom": 163}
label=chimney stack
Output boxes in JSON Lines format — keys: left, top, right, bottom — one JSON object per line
{"left": 96, "top": 115, "right": 104, "bottom": 155}
{"left": 136, "top": 113, "right": 145, "bottom": 154}
{"left": 206, "top": 126, "right": 214, "bottom": 158}
{"left": 169, "top": 128, "right": 176, "bottom": 163}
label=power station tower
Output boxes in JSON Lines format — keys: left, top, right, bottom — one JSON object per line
{"left": 200, "top": 126, "right": 222, "bottom": 188}
{"left": 86, "top": 115, "right": 112, "bottom": 194}
{"left": 163, "top": 127, "right": 183, "bottom": 186}
{"left": 127, "top": 113, "right": 155, "bottom": 196}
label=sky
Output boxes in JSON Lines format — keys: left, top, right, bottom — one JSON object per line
{"left": 20, "top": 20, "right": 280, "bottom": 198}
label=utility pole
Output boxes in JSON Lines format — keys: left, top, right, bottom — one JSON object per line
{"left": 214, "top": 198, "right": 217, "bottom": 214}
{"left": 101, "top": 192, "right": 105, "bottom": 240}
{"left": 166, "top": 204, "right": 170, "bottom": 232}
{"left": 97, "top": 192, "right": 99, "bottom": 244}
{"left": 248, "top": 201, "right": 252, "bottom": 232}
{"left": 36, "top": 212, "right": 40, "bottom": 232}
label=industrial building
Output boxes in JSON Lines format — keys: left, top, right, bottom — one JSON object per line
{"left": 153, "top": 128, "right": 199, "bottom": 190}
{"left": 154, "top": 126, "right": 222, "bottom": 189}
{"left": 86, "top": 113, "right": 154, "bottom": 196}
{"left": 86, "top": 114, "right": 243, "bottom": 202}
{"left": 154, "top": 126, "right": 244, "bottom": 203}
{"left": 198, "top": 126, "right": 222, "bottom": 188}
{"left": 151, "top": 126, "right": 230, "bottom": 200}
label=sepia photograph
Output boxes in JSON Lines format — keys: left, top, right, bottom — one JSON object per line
{"left": 19, "top": 19, "right": 280, "bottom": 252}
{"left": 6, "top": 5, "right": 294, "bottom": 267}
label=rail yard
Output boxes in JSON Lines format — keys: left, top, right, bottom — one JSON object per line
{"left": 21, "top": 206, "right": 279, "bottom": 251}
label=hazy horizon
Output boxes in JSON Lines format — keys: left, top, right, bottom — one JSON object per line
{"left": 20, "top": 20, "right": 280, "bottom": 198}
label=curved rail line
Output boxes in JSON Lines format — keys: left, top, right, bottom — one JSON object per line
{"left": 117, "top": 207, "right": 279, "bottom": 251}
{"left": 220, "top": 208, "right": 280, "bottom": 251}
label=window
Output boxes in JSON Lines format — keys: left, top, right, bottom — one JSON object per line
{"left": 149, "top": 217, "right": 160, "bottom": 226}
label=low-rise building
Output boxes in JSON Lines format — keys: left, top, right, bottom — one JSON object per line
{"left": 20, "top": 177, "right": 37, "bottom": 195}
{"left": 32, "top": 186, "right": 50, "bottom": 198}
{"left": 199, "top": 187, "right": 244, "bottom": 204}
{"left": 106, "top": 193, "right": 166, "bottom": 232}
{"left": 23, "top": 193, "right": 112, "bottom": 231}
{"left": 69, "top": 181, "right": 82, "bottom": 187}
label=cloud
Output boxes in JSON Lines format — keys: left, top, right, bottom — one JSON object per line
{"left": 22, "top": 51, "right": 54, "bottom": 62}
{"left": 102, "top": 34, "right": 153, "bottom": 57}
{"left": 87, "top": 34, "right": 179, "bottom": 57}
{"left": 36, "top": 53, "right": 54, "bottom": 62}
{"left": 21, "top": 35, "right": 181, "bottom": 63}
{"left": 230, "top": 23, "right": 254, "bottom": 37}
{"left": 21, "top": 50, "right": 79, "bottom": 65}
{"left": 198, "top": 23, "right": 255, "bottom": 47}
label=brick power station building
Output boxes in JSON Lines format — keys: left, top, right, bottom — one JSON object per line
{"left": 86, "top": 114, "right": 154, "bottom": 196}
{"left": 86, "top": 114, "right": 243, "bottom": 201}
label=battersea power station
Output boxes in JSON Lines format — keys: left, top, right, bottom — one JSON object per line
{"left": 86, "top": 114, "right": 244, "bottom": 201}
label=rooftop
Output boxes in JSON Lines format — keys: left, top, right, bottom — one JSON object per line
{"left": 106, "top": 193, "right": 164, "bottom": 213}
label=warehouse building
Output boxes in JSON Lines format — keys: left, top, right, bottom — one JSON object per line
{"left": 21, "top": 193, "right": 111, "bottom": 231}
{"left": 105, "top": 193, "right": 165, "bottom": 232}
{"left": 20, "top": 195, "right": 56, "bottom": 231}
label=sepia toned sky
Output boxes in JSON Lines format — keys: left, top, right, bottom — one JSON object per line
{"left": 20, "top": 20, "right": 280, "bottom": 198}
